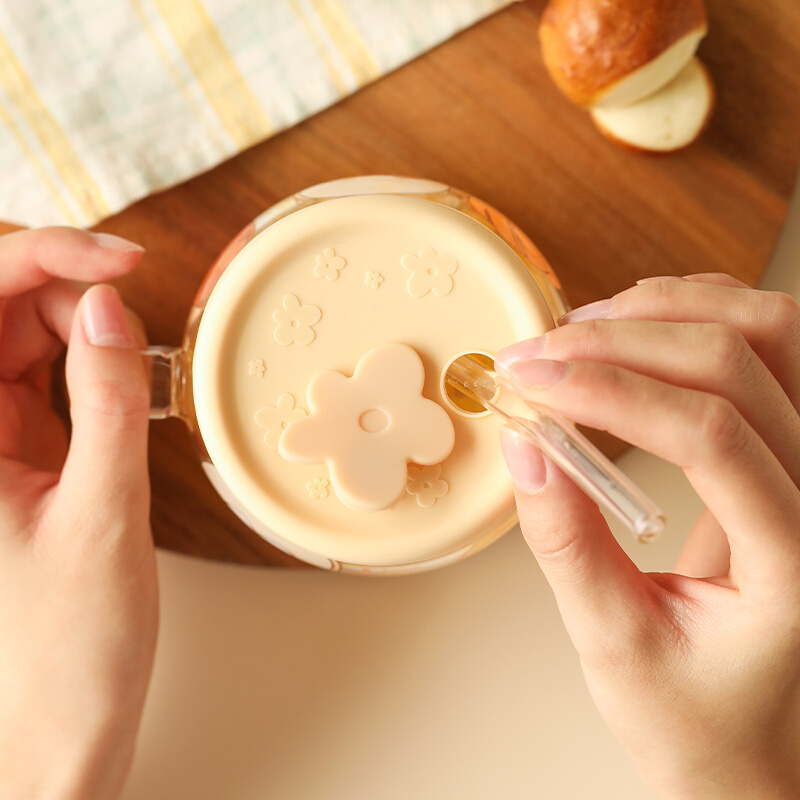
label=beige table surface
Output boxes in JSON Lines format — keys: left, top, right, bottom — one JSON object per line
{"left": 117, "top": 167, "right": 800, "bottom": 798}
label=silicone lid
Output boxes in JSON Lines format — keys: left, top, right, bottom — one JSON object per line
{"left": 193, "top": 194, "right": 554, "bottom": 566}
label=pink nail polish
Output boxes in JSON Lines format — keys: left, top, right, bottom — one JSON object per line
{"left": 494, "top": 335, "right": 546, "bottom": 375}
{"left": 81, "top": 284, "right": 135, "bottom": 348}
{"left": 635, "top": 275, "right": 687, "bottom": 285}
{"left": 89, "top": 231, "right": 145, "bottom": 253}
{"left": 558, "top": 298, "right": 613, "bottom": 325}
{"left": 509, "top": 359, "right": 569, "bottom": 388}
{"left": 500, "top": 427, "right": 546, "bottom": 495}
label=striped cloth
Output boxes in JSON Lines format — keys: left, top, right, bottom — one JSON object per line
{"left": 0, "top": 0, "right": 516, "bottom": 228}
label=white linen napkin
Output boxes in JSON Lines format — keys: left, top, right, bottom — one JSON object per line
{"left": 0, "top": 0, "right": 516, "bottom": 227}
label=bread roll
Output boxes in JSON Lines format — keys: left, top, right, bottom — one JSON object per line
{"left": 539, "top": 0, "right": 708, "bottom": 108}
{"left": 590, "top": 58, "right": 714, "bottom": 152}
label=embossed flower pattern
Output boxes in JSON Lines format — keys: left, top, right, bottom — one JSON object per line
{"left": 401, "top": 246, "right": 457, "bottom": 298}
{"left": 255, "top": 393, "right": 308, "bottom": 449}
{"left": 273, "top": 294, "right": 321, "bottom": 346}
{"left": 248, "top": 358, "right": 266, "bottom": 377}
{"left": 365, "top": 271, "right": 384, "bottom": 289}
{"left": 313, "top": 247, "right": 346, "bottom": 281}
{"left": 279, "top": 344, "right": 455, "bottom": 513}
{"left": 406, "top": 464, "right": 449, "bottom": 507}
{"left": 306, "top": 477, "right": 329, "bottom": 499}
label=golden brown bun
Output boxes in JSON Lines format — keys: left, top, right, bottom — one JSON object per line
{"left": 539, "top": 0, "right": 708, "bottom": 108}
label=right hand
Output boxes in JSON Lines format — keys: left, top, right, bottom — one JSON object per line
{"left": 496, "top": 275, "right": 800, "bottom": 799}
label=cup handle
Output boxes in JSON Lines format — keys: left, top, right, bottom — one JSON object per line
{"left": 141, "top": 346, "right": 184, "bottom": 419}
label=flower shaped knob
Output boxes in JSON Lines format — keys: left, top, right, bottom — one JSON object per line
{"left": 279, "top": 344, "right": 455, "bottom": 513}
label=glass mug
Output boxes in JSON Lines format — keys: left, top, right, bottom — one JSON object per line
{"left": 145, "top": 176, "right": 569, "bottom": 575}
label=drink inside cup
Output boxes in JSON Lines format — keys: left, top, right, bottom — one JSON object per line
{"left": 187, "top": 185, "right": 565, "bottom": 573}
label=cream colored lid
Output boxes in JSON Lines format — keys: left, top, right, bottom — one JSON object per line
{"left": 193, "top": 194, "right": 554, "bottom": 566}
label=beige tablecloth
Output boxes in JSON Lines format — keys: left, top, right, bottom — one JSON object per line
{"left": 0, "top": 0, "right": 516, "bottom": 227}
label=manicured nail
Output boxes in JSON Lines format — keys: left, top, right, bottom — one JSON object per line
{"left": 500, "top": 427, "right": 546, "bottom": 495}
{"left": 89, "top": 231, "right": 145, "bottom": 253}
{"left": 558, "top": 298, "right": 613, "bottom": 325}
{"left": 494, "top": 335, "right": 547, "bottom": 375}
{"left": 509, "top": 358, "right": 569, "bottom": 388}
{"left": 636, "top": 275, "right": 687, "bottom": 285}
{"left": 81, "top": 284, "right": 136, "bottom": 348}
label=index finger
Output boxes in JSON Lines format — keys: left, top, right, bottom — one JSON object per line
{"left": 561, "top": 277, "right": 800, "bottom": 408}
{"left": 0, "top": 227, "right": 144, "bottom": 297}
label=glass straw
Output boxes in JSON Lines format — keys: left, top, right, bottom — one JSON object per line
{"left": 444, "top": 354, "right": 665, "bottom": 542}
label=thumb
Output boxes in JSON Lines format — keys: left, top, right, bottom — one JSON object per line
{"left": 500, "top": 427, "right": 650, "bottom": 655}
{"left": 58, "top": 284, "right": 151, "bottom": 533}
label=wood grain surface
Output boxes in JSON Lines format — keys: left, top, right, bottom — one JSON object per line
{"left": 3, "top": 0, "right": 798, "bottom": 566}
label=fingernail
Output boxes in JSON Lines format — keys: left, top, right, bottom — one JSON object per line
{"left": 558, "top": 298, "right": 613, "bottom": 325}
{"left": 494, "top": 335, "right": 547, "bottom": 375}
{"left": 636, "top": 275, "right": 687, "bottom": 285}
{"left": 500, "top": 427, "right": 546, "bottom": 495}
{"left": 81, "top": 285, "right": 136, "bottom": 348}
{"left": 509, "top": 358, "right": 569, "bottom": 388}
{"left": 89, "top": 231, "right": 145, "bottom": 253}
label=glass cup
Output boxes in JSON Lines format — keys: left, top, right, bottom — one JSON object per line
{"left": 145, "top": 176, "right": 569, "bottom": 575}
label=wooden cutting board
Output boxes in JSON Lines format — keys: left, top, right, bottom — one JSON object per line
{"left": 3, "top": 0, "right": 798, "bottom": 566}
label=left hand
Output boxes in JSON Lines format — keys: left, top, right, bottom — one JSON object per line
{"left": 0, "top": 228, "right": 158, "bottom": 800}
